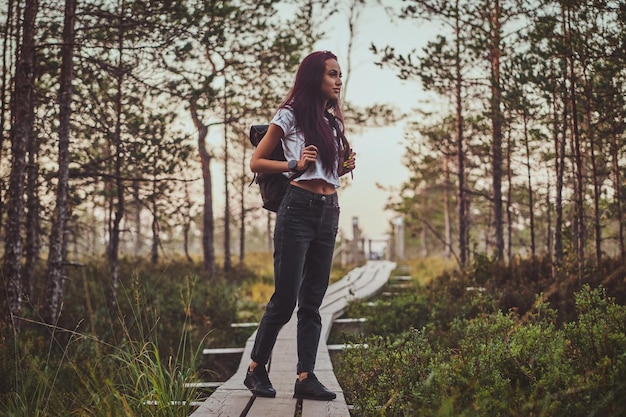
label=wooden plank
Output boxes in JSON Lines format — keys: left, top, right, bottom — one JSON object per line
{"left": 144, "top": 400, "right": 205, "bottom": 407}
{"left": 301, "top": 347, "right": 350, "bottom": 417}
{"left": 184, "top": 382, "right": 223, "bottom": 388}
{"left": 327, "top": 343, "right": 367, "bottom": 351}
{"left": 350, "top": 262, "right": 396, "bottom": 300}
{"left": 189, "top": 390, "right": 253, "bottom": 417}
{"left": 216, "top": 338, "right": 255, "bottom": 391}
{"left": 230, "top": 322, "right": 259, "bottom": 328}
{"left": 391, "top": 275, "right": 412, "bottom": 281}
{"left": 202, "top": 347, "right": 245, "bottom": 355}
{"left": 190, "top": 339, "right": 255, "bottom": 417}
{"left": 246, "top": 314, "right": 299, "bottom": 415}
{"left": 247, "top": 395, "right": 298, "bottom": 416}
{"left": 190, "top": 260, "right": 396, "bottom": 417}
{"left": 333, "top": 318, "right": 367, "bottom": 324}
{"left": 302, "top": 394, "right": 351, "bottom": 417}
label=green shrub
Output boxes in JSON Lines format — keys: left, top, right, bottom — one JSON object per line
{"left": 345, "top": 292, "right": 431, "bottom": 337}
{"left": 561, "top": 285, "right": 626, "bottom": 416}
{"left": 336, "top": 286, "right": 626, "bottom": 417}
{"left": 335, "top": 330, "right": 436, "bottom": 416}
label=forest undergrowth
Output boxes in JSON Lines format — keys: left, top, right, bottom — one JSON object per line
{"left": 334, "top": 255, "right": 626, "bottom": 417}
{"left": 1, "top": 254, "right": 625, "bottom": 416}
{"left": 0, "top": 256, "right": 264, "bottom": 416}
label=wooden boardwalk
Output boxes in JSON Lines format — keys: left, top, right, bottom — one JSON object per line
{"left": 190, "top": 260, "right": 397, "bottom": 417}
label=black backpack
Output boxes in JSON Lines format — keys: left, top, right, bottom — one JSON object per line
{"left": 249, "top": 115, "right": 351, "bottom": 212}
{"left": 249, "top": 125, "right": 304, "bottom": 212}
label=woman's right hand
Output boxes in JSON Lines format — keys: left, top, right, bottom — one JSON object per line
{"left": 298, "top": 145, "right": 318, "bottom": 171}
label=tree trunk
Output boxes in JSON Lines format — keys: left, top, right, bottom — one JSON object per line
{"left": 107, "top": 3, "right": 126, "bottom": 308}
{"left": 133, "top": 180, "right": 142, "bottom": 256}
{"left": 239, "top": 134, "right": 247, "bottom": 268}
{"left": 588, "top": 131, "right": 601, "bottom": 266}
{"left": 183, "top": 180, "right": 193, "bottom": 263}
{"left": 223, "top": 92, "right": 231, "bottom": 272}
{"left": 0, "top": 0, "right": 16, "bottom": 238}
{"left": 151, "top": 180, "right": 159, "bottom": 264}
{"left": 582, "top": 70, "right": 601, "bottom": 267}
{"left": 44, "top": 0, "right": 76, "bottom": 324}
{"left": 522, "top": 107, "right": 536, "bottom": 257}
{"left": 454, "top": 1, "right": 468, "bottom": 266}
{"left": 566, "top": 7, "right": 585, "bottom": 282}
{"left": 610, "top": 133, "right": 624, "bottom": 260}
{"left": 506, "top": 127, "right": 512, "bottom": 262}
{"left": 489, "top": 0, "right": 504, "bottom": 261}
{"left": 23, "top": 118, "right": 40, "bottom": 299}
{"left": 3, "top": 0, "right": 38, "bottom": 326}
{"left": 190, "top": 100, "right": 215, "bottom": 278}
{"left": 342, "top": 0, "right": 363, "bottom": 101}
{"left": 546, "top": 176, "right": 552, "bottom": 259}
{"left": 554, "top": 30, "right": 567, "bottom": 268}
{"left": 443, "top": 147, "right": 452, "bottom": 259}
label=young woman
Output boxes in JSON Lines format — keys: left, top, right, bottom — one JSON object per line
{"left": 245, "top": 50, "right": 356, "bottom": 401}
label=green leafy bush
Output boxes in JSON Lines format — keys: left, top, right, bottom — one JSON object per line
{"left": 345, "top": 292, "right": 431, "bottom": 337}
{"left": 336, "top": 285, "right": 626, "bottom": 416}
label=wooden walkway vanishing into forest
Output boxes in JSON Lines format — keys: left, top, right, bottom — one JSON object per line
{"left": 189, "top": 260, "right": 397, "bottom": 417}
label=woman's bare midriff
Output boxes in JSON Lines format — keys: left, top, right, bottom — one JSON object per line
{"left": 291, "top": 179, "right": 336, "bottom": 195}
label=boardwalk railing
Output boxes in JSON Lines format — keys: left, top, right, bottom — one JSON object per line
{"left": 190, "top": 260, "right": 397, "bottom": 417}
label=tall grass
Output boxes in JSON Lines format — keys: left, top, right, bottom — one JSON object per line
{"left": 1, "top": 274, "right": 206, "bottom": 416}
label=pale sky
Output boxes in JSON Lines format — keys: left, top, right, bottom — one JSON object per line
{"left": 314, "top": 3, "right": 440, "bottom": 242}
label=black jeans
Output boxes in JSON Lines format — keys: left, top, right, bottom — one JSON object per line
{"left": 251, "top": 184, "right": 340, "bottom": 374}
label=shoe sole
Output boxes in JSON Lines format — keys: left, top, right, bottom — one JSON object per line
{"left": 244, "top": 380, "right": 276, "bottom": 398}
{"left": 293, "top": 393, "right": 336, "bottom": 401}
{"left": 253, "top": 390, "right": 276, "bottom": 398}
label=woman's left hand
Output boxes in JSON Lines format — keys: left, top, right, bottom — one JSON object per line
{"left": 340, "top": 151, "right": 356, "bottom": 176}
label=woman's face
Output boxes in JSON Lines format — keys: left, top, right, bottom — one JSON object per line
{"left": 321, "top": 58, "right": 342, "bottom": 102}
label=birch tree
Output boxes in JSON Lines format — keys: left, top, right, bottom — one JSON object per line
{"left": 43, "top": 0, "right": 76, "bottom": 324}
{"left": 3, "top": 0, "right": 38, "bottom": 326}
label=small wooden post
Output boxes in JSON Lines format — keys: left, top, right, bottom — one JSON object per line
{"left": 394, "top": 216, "right": 405, "bottom": 261}
{"left": 352, "top": 216, "right": 359, "bottom": 264}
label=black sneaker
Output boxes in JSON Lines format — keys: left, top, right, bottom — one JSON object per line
{"left": 293, "top": 372, "right": 337, "bottom": 401}
{"left": 244, "top": 365, "right": 276, "bottom": 398}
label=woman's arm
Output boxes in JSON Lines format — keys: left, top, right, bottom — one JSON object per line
{"left": 250, "top": 124, "right": 289, "bottom": 174}
{"left": 250, "top": 123, "right": 318, "bottom": 174}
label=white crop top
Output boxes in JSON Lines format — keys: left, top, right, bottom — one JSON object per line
{"left": 270, "top": 107, "right": 341, "bottom": 188}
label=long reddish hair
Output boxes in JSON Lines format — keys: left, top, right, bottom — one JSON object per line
{"left": 280, "top": 51, "right": 344, "bottom": 174}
